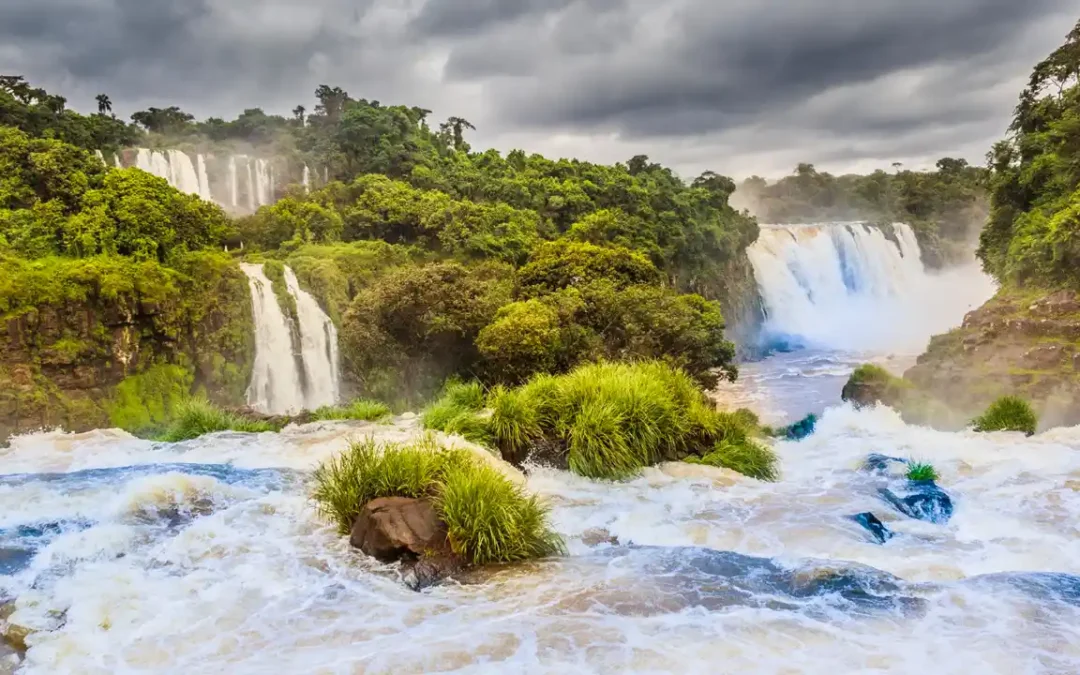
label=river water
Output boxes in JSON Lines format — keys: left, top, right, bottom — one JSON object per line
{"left": 2, "top": 225, "right": 1079, "bottom": 673}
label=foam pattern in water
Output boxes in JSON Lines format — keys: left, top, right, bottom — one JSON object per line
{"left": 1, "top": 409, "right": 1078, "bottom": 674}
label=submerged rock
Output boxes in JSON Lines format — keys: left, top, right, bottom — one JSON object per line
{"left": 849, "top": 512, "right": 894, "bottom": 544}
{"left": 778, "top": 413, "right": 817, "bottom": 441}
{"left": 880, "top": 480, "right": 954, "bottom": 524}
{"left": 350, "top": 497, "right": 450, "bottom": 563}
{"left": 862, "top": 453, "right": 908, "bottom": 475}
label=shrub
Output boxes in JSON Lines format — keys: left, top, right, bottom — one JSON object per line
{"left": 158, "top": 397, "right": 277, "bottom": 442}
{"left": 486, "top": 361, "right": 778, "bottom": 481}
{"left": 905, "top": 462, "right": 939, "bottom": 482}
{"left": 311, "top": 399, "right": 392, "bottom": 422}
{"left": 972, "top": 396, "right": 1038, "bottom": 435}
{"left": 517, "top": 240, "right": 661, "bottom": 296}
{"left": 310, "top": 435, "right": 565, "bottom": 564}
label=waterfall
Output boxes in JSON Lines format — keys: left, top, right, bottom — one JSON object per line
{"left": 228, "top": 156, "right": 239, "bottom": 209}
{"left": 747, "top": 222, "right": 995, "bottom": 352}
{"left": 196, "top": 154, "right": 213, "bottom": 202}
{"left": 245, "top": 159, "right": 256, "bottom": 212}
{"left": 240, "top": 263, "right": 306, "bottom": 415}
{"left": 302, "top": 165, "right": 310, "bottom": 192}
{"left": 284, "top": 267, "right": 340, "bottom": 408}
{"left": 132, "top": 149, "right": 214, "bottom": 201}
{"left": 241, "top": 263, "right": 340, "bottom": 414}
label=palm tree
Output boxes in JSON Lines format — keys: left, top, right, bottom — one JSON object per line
{"left": 293, "top": 105, "right": 306, "bottom": 125}
{"left": 445, "top": 116, "right": 475, "bottom": 152}
{"left": 96, "top": 94, "right": 112, "bottom": 116}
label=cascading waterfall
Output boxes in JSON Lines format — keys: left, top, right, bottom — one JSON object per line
{"left": 283, "top": 267, "right": 340, "bottom": 408}
{"left": 747, "top": 222, "right": 995, "bottom": 352}
{"left": 245, "top": 159, "right": 256, "bottom": 212}
{"left": 228, "top": 156, "right": 239, "bottom": 209}
{"left": 240, "top": 263, "right": 340, "bottom": 415}
{"left": 123, "top": 150, "right": 282, "bottom": 212}
{"left": 240, "top": 263, "right": 306, "bottom": 415}
{"left": 302, "top": 165, "right": 310, "bottom": 192}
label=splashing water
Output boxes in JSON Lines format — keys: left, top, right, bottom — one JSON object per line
{"left": 748, "top": 223, "right": 996, "bottom": 352}
{"left": 0, "top": 408, "right": 1077, "bottom": 674}
{"left": 240, "top": 263, "right": 306, "bottom": 414}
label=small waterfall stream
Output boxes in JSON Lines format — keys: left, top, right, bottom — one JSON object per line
{"left": 240, "top": 263, "right": 340, "bottom": 415}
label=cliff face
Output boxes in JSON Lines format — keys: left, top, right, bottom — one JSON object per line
{"left": 904, "top": 289, "right": 1080, "bottom": 429}
{"left": 0, "top": 253, "right": 254, "bottom": 440}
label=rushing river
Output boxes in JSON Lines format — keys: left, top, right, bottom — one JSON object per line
{"left": 1, "top": 399, "right": 1079, "bottom": 674}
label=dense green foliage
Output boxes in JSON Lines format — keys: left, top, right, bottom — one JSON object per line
{"left": 737, "top": 160, "right": 989, "bottom": 267}
{"left": 158, "top": 397, "right": 276, "bottom": 442}
{"left": 1, "top": 76, "right": 140, "bottom": 153}
{"left": 977, "top": 20, "right": 1080, "bottom": 288}
{"left": 423, "top": 361, "right": 778, "bottom": 482}
{"left": 972, "top": 396, "right": 1039, "bottom": 435}
{"left": 310, "top": 435, "right": 565, "bottom": 564}
{"left": 841, "top": 364, "right": 913, "bottom": 408}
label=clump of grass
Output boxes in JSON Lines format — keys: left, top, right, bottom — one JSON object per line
{"left": 438, "top": 461, "right": 566, "bottom": 564}
{"left": 421, "top": 380, "right": 492, "bottom": 445}
{"left": 972, "top": 396, "right": 1038, "bottom": 436}
{"left": 310, "top": 434, "right": 470, "bottom": 534}
{"left": 487, "top": 361, "right": 778, "bottom": 482}
{"left": 905, "top": 461, "right": 939, "bottom": 482}
{"left": 312, "top": 399, "right": 392, "bottom": 422}
{"left": 310, "top": 435, "right": 565, "bottom": 564}
{"left": 685, "top": 438, "right": 780, "bottom": 482}
{"left": 158, "top": 397, "right": 276, "bottom": 442}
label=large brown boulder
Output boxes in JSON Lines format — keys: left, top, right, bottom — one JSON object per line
{"left": 349, "top": 497, "right": 449, "bottom": 563}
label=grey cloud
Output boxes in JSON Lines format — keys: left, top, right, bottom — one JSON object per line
{"left": 1, "top": 0, "right": 1076, "bottom": 178}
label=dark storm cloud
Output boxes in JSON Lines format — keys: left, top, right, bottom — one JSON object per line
{"left": 439, "top": 0, "right": 1075, "bottom": 138}
{"left": 1, "top": 0, "right": 1076, "bottom": 176}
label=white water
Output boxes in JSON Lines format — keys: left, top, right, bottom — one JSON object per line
{"left": 1, "top": 409, "right": 1078, "bottom": 674}
{"left": 240, "top": 263, "right": 306, "bottom": 415}
{"left": 123, "top": 150, "right": 282, "bottom": 212}
{"left": 239, "top": 263, "right": 340, "bottom": 415}
{"left": 283, "top": 267, "right": 340, "bottom": 409}
{"left": 748, "top": 223, "right": 996, "bottom": 352}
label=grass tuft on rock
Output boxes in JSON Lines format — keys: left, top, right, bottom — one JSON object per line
{"left": 158, "top": 397, "right": 277, "bottom": 442}
{"left": 971, "top": 395, "right": 1038, "bottom": 436}
{"left": 421, "top": 380, "right": 492, "bottom": 445}
{"left": 311, "top": 399, "right": 392, "bottom": 422}
{"left": 905, "top": 461, "right": 939, "bottom": 482}
{"left": 310, "top": 435, "right": 565, "bottom": 564}
{"left": 490, "top": 361, "right": 779, "bottom": 481}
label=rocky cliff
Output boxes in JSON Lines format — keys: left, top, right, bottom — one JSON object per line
{"left": 903, "top": 289, "right": 1080, "bottom": 429}
{"left": 0, "top": 252, "right": 254, "bottom": 440}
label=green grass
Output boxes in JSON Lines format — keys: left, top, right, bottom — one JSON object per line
{"left": 972, "top": 395, "right": 1038, "bottom": 435}
{"left": 905, "top": 461, "right": 939, "bottom": 482}
{"left": 488, "top": 361, "right": 779, "bottom": 482}
{"left": 311, "top": 398, "right": 392, "bottom": 422}
{"left": 158, "top": 397, "right": 277, "bottom": 442}
{"left": 310, "top": 434, "right": 565, "bottom": 564}
{"left": 421, "top": 380, "right": 492, "bottom": 445}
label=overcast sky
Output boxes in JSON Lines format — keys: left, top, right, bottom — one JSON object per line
{"left": 2, "top": 0, "right": 1076, "bottom": 179}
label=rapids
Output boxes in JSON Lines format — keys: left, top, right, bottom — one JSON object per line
{"left": 0, "top": 408, "right": 1078, "bottom": 674}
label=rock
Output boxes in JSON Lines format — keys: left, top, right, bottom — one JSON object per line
{"left": 861, "top": 453, "right": 908, "bottom": 475}
{"left": 880, "top": 480, "right": 954, "bottom": 524}
{"left": 0, "top": 603, "right": 28, "bottom": 658}
{"left": 580, "top": 528, "right": 620, "bottom": 547}
{"left": 403, "top": 554, "right": 465, "bottom": 591}
{"left": 849, "top": 512, "right": 894, "bottom": 544}
{"left": 779, "top": 413, "right": 817, "bottom": 441}
{"left": 349, "top": 497, "right": 450, "bottom": 563}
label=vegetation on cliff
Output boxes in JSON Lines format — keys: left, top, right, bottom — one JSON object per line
{"left": 311, "top": 435, "right": 565, "bottom": 564}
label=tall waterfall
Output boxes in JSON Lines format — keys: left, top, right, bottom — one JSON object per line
{"left": 240, "top": 263, "right": 340, "bottom": 415}
{"left": 284, "top": 267, "right": 340, "bottom": 408}
{"left": 747, "top": 222, "right": 995, "bottom": 352}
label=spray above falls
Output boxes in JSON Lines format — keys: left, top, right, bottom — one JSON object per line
{"left": 747, "top": 222, "right": 996, "bottom": 353}
{"left": 240, "top": 263, "right": 340, "bottom": 415}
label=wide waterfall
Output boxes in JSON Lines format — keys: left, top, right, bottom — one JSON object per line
{"left": 240, "top": 263, "right": 340, "bottom": 415}
{"left": 107, "top": 149, "right": 307, "bottom": 213}
{"left": 747, "top": 222, "right": 995, "bottom": 352}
